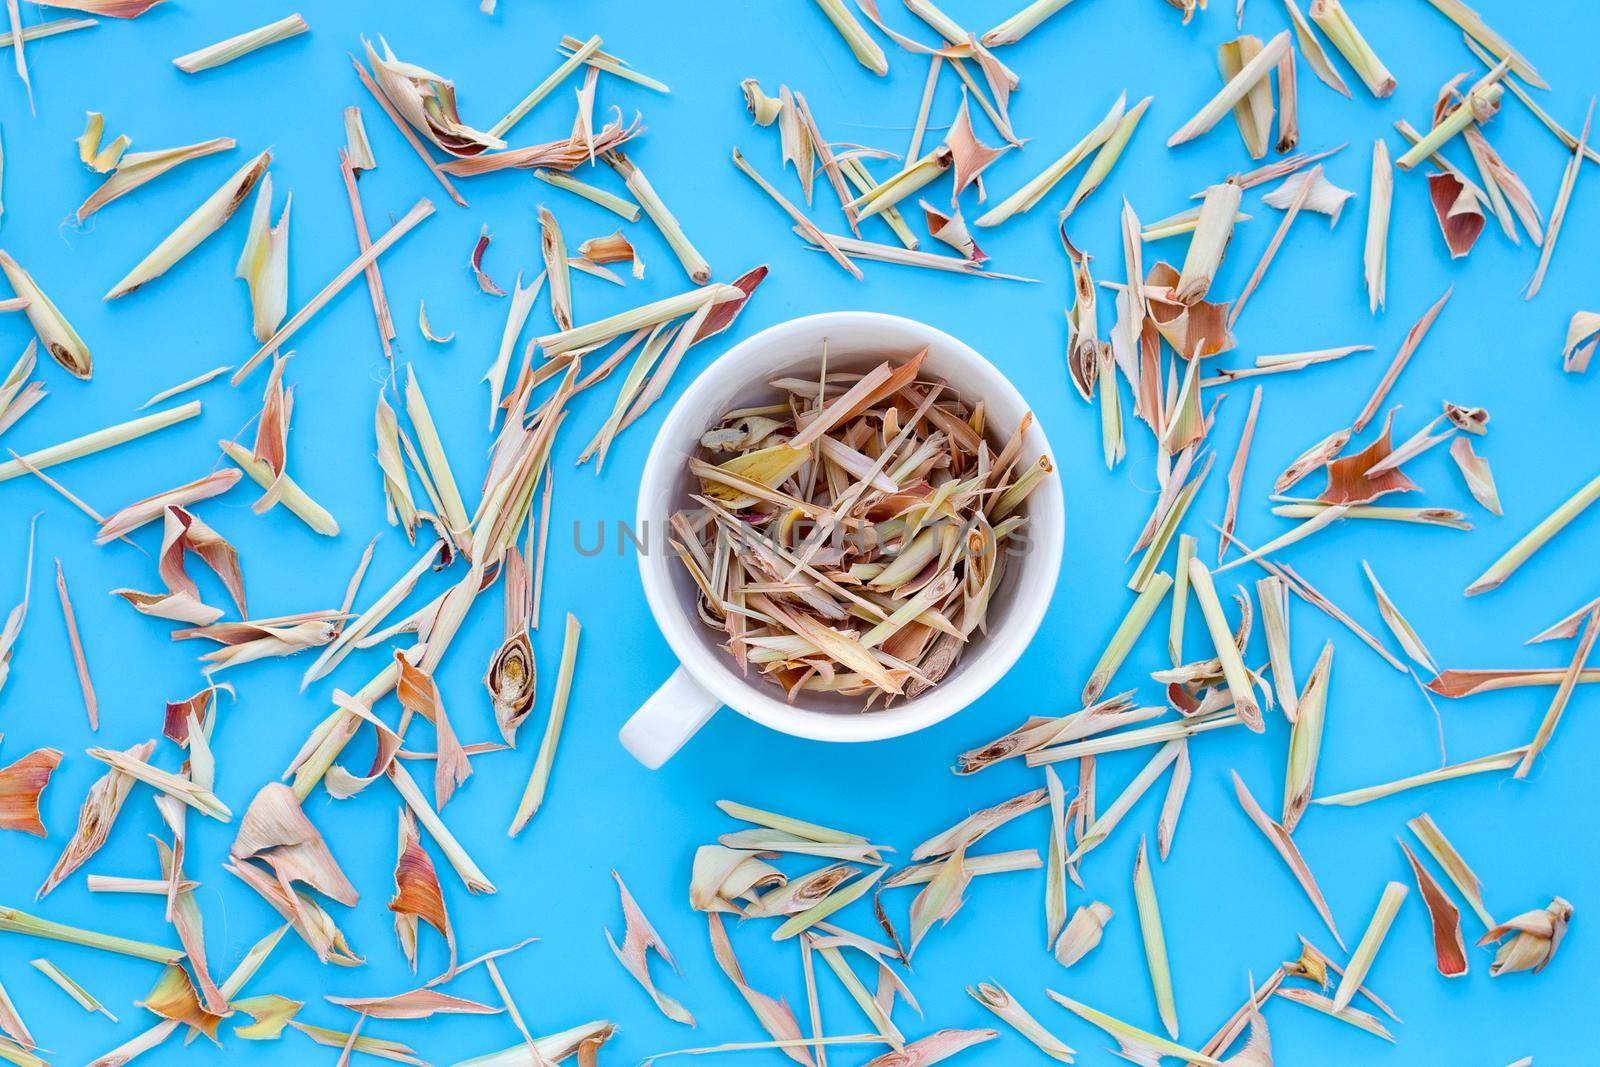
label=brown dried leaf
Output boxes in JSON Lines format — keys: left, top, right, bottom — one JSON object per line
{"left": 325, "top": 989, "right": 499, "bottom": 1020}
{"left": 230, "top": 783, "right": 358, "bottom": 906}
{"left": 1428, "top": 172, "right": 1485, "bottom": 258}
{"left": 394, "top": 651, "right": 471, "bottom": 808}
{"left": 1399, "top": 840, "right": 1467, "bottom": 977}
{"left": 390, "top": 808, "right": 455, "bottom": 974}
{"left": 0, "top": 749, "right": 60, "bottom": 836}
{"left": 1318, "top": 410, "right": 1418, "bottom": 505}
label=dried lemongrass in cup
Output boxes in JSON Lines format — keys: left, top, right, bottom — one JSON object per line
{"left": 670, "top": 349, "right": 1050, "bottom": 707}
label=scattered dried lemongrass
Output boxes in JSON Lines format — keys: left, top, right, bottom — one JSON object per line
{"left": 1361, "top": 562, "right": 1436, "bottom": 674}
{"left": 607, "top": 871, "right": 694, "bottom": 1025}
{"left": 1187, "top": 558, "right": 1263, "bottom": 731}
{"left": 807, "top": 230, "right": 1035, "bottom": 281}
{"left": 1526, "top": 100, "right": 1592, "bottom": 301}
{"left": 1398, "top": 65, "right": 1508, "bottom": 171}
{"left": 1067, "top": 740, "right": 1182, "bottom": 866}
{"left": 1400, "top": 840, "right": 1467, "bottom": 977}
{"left": 1131, "top": 837, "right": 1179, "bottom": 1038}
{"left": 1233, "top": 769, "right": 1343, "bottom": 947}
{"left": 0, "top": 250, "right": 90, "bottom": 379}
{"left": 77, "top": 135, "right": 236, "bottom": 222}
{"left": 1053, "top": 900, "right": 1112, "bottom": 967}
{"left": 812, "top": 0, "right": 887, "bottom": 75}
{"left": 967, "top": 984, "right": 1073, "bottom": 1062}
{"left": 1283, "top": 640, "right": 1332, "bottom": 830}
{"left": 173, "top": 12, "right": 305, "bottom": 73}
{"left": 1258, "top": 576, "right": 1296, "bottom": 721}
{"left": 976, "top": 92, "right": 1125, "bottom": 226}
{"left": 231, "top": 782, "right": 358, "bottom": 908}
{"left": 510, "top": 612, "right": 579, "bottom": 834}
{"left": 1424, "top": 0, "right": 1544, "bottom": 88}
{"left": 1314, "top": 747, "right": 1526, "bottom": 807}
{"left": 1428, "top": 172, "right": 1486, "bottom": 259}
{"left": 861, "top": 1030, "right": 995, "bottom": 1066}
{"left": 220, "top": 438, "right": 337, "bottom": 536}
{"left": 234, "top": 173, "right": 290, "bottom": 343}
{"left": 350, "top": 55, "right": 464, "bottom": 207}
{"left": 234, "top": 198, "right": 435, "bottom": 384}
{"left": 982, "top": 0, "right": 1079, "bottom": 47}
{"left": 606, "top": 150, "right": 709, "bottom": 284}
{"left": 1406, "top": 813, "right": 1494, "bottom": 931}
{"left": 95, "top": 468, "right": 239, "bottom": 544}
{"left": 1515, "top": 605, "right": 1600, "bottom": 778}
{"left": 489, "top": 33, "right": 600, "bottom": 139}
{"left": 1274, "top": 988, "right": 1394, "bottom": 1042}
{"left": 31, "top": 959, "right": 114, "bottom": 1020}
{"left": 1352, "top": 287, "right": 1451, "bottom": 433}
{"left": 1170, "top": 33, "right": 1289, "bottom": 148}
{"left": 1219, "top": 36, "right": 1274, "bottom": 160}
{"left": 0, "top": 906, "right": 182, "bottom": 964}
{"left": 1063, "top": 96, "right": 1150, "bottom": 220}
{"left": 52, "top": 561, "right": 96, "bottom": 729}
{"left": 1170, "top": 535, "right": 1196, "bottom": 665}
{"left": 1466, "top": 467, "right": 1600, "bottom": 596}
{"left": 1218, "top": 387, "right": 1262, "bottom": 561}
{"left": 1526, "top": 594, "right": 1600, "bottom": 646}
{"left": 1364, "top": 140, "right": 1392, "bottom": 313}
{"left": 1045, "top": 991, "right": 1223, "bottom": 1067}
{"left": 1084, "top": 573, "right": 1172, "bottom": 705}
{"left": 1332, "top": 882, "right": 1407, "bottom": 1012}
{"left": 1480, "top": 897, "right": 1572, "bottom": 976}
{"left": 325, "top": 989, "right": 499, "bottom": 1021}
{"left": 1176, "top": 181, "right": 1243, "bottom": 305}
{"left": 39, "top": 738, "right": 152, "bottom": 897}
{"left": 138, "top": 365, "right": 231, "bottom": 410}
{"left": 534, "top": 168, "right": 641, "bottom": 220}
{"left": 732, "top": 148, "right": 859, "bottom": 279}
{"left": 86, "top": 745, "right": 229, "bottom": 820}
{"left": 0, "top": 749, "right": 59, "bottom": 836}
{"left": 1427, "top": 667, "right": 1600, "bottom": 697}
{"left": 1309, "top": 0, "right": 1394, "bottom": 97}
{"left": 417, "top": 300, "right": 452, "bottom": 344}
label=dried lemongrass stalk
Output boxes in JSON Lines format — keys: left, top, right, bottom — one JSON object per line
{"left": 0, "top": 401, "right": 200, "bottom": 483}
{"left": 1353, "top": 287, "right": 1452, "bottom": 433}
{"left": 1045, "top": 992, "right": 1223, "bottom": 1067}
{"left": 839, "top": 158, "right": 917, "bottom": 248}
{"left": 976, "top": 92, "right": 1125, "bottom": 226}
{"left": 1364, "top": 139, "right": 1392, "bottom": 313}
{"left": 1131, "top": 837, "right": 1178, "bottom": 1038}
{"left": 1067, "top": 741, "right": 1182, "bottom": 864}
{"left": 1563, "top": 312, "right": 1600, "bottom": 372}
{"left": 1515, "top": 605, "right": 1600, "bottom": 778}
{"left": 1466, "top": 468, "right": 1600, "bottom": 596}
{"left": 234, "top": 198, "right": 435, "bottom": 384}
{"left": 343, "top": 106, "right": 376, "bottom": 174}
{"left": 1400, "top": 840, "right": 1467, "bottom": 977}
{"left": 1063, "top": 96, "right": 1151, "bottom": 220}
{"left": 1169, "top": 535, "right": 1196, "bottom": 665}
{"left": 1142, "top": 206, "right": 1255, "bottom": 242}
{"left": 1332, "top": 882, "right": 1407, "bottom": 1012}
{"left": 0, "top": 250, "right": 90, "bottom": 378}
{"left": 1176, "top": 181, "right": 1243, "bottom": 305}
{"left": 1028, "top": 709, "right": 1242, "bottom": 766}
{"left": 860, "top": 1030, "right": 994, "bottom": 1066}
{"left": 53, "top": 561, "right": 96, "bottom": 729}
{"left": 388, "top": 760, "right": 494, "bottom": 894}
{"left": 1461, "top": 36, "right": 1594, "bottom": 164}
{"left": 31, "top": 959, "right": 114, "bottom": 1020}
{"left": 1526, "top": 99, "right": 1592, "bottom": 301}
{"left": 533, "top": 168, "right": 640, "bottom": 220}
{"left": 336, "top": 153, "right": 394, "bottom": 358}
{"left": 106, "top": 149, "right": 270, "bottom": 300}
{"left": 605, "top": 150, "right": 709, "bottom": 284}
{"left": 967, "top": 984, "right": 1073, "bottom": 1062}
{"left": 1084, "top": 573, "right": 1172, "bottom": 705}
{"left": 1283, "top": 641, "right": 1332, "bottom": 830}
{"left": 173, "top": 12, "right": 306, "bottom": 72}
{"left": 1219, "top": 36, "right": 1274, "bottom": 159}
{"left": 1314, "top": 747, "right": 1526, "bottom": 806}
{"left": 1424, "top": 0, "right": 1544, "bottom": 88}
{"left": 1187, "top": 558, "right": 1262, "bottom": 731}
{"left": 87, "top": 746, "right": 229, "bottom": 820}
{"left": 1427, "top": 668, "right": 1600, "bottom": 697}
{"left": 1216, "top": 391, "right": 1262, "bottom": 567}
{"left": 139, "top": 364, "right": 231, "bottom": 409}
{"left": 1361, "top": 562, "right": 1437, "bottom": 673}
{"left": 812, "top": 0, "right": 887, "bottom": 75}
{"left": 983, "top": 0, "right": 1079, "bottom": 47}
{"left": 607, "top": 872, "right": 694, "bottom": 1025}
{"left": 489, "top": 33, "right": 600, "bottom": 139}
{"left": 1054, "top": 901, "right": 1112, "bottom": 967}
{"left": 1258, "top": 576, "right": 1296, "bottom": 721}
{"left": 1528, "top": 595, "right": 1600, "bottom": 645}
{"left": 1233, "top": 770, "right": 1344, "bottom": 947}
{"left": 39, "top": 738, "right": 153, "bottom": 897}
{"left": 1274, "top": 988, "right": 1394, "bottom": 1041}
{"left": 220, "top": 439, "right": 337, "bottom": 535}
{"left": 1261, "top": 166, "right": 1353, "bottom": 222}
{"left": 1309, "top": 0, "right": 1394, "bottom": 97}
{"left": 732, "top": 148, "right": 859, "bottom": 279}
{"left": 846, "top": 146, "right": 951, "bottom": 222}
{"left": 95, "top": 468, "right": 239, "bottom": 543}
{"left": 418, "top": 301, "right": 452, "bottom": 344}
{"left": 1480, "top": 897, "right": 1571, "bottom": 975}
{"left": 1277, "top": 45, "right": 1299, "bottom": 152}
{"left": 77, "top": 136, "right": 236, "bottom": 222}
{"left": 805, "top": 230, "right": 1035, "bottom": 281}
{"left": 1170, "top": 33, "right": 1289, "bottom": 147}
{"left": 510, "top": 613, "right": 580, "bottom": 835}
{"left": 1397, "top": 64, "right": 1508, "bottom": 171}
{"left": 0, "top": 906, "right": 182, "bottom": 964}
{"left": 1448, "top": 438, "right": 1500, "bottom": 515}
{"left": 0, "top": 16, "right": 95, "bottom": 50}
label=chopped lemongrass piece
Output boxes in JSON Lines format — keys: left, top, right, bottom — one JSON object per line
{"left": 1054, "top": 901, "right": 1113, "bottom": 966}
{"left": 845, "top": 146, "right": 951, "bottom": 221}
{"left": 1407, "top": 813, "right": 1495, "bottom": 928}
{"left": 1176, "top": 180, "right": 1243, "bottom": 304}
{"left": 967, "top": 983, "right": 1073, "bottom": 1062}
{"left": 1063, "top": 96, "right": 1151, "bottom": 219}
{"left": 1332, "top": 883, "right": 1407, "bottom": 1012}
{"left": 417, "top": 300, "right": 452, "bottom": 344}
{"left": 0, "top": 401, "right": 199, "bottom": 483}
{"left": 76, "top": 135, "right": 236, "bottom": 223}
{"left": 1219, "top": 36, "right": 1274, "bottom": 160}
{"left": 605, "top": 150, "right": 709, "bottom": 284}
{"left": 1314, "top": 748, "right": 1527, "bottom": 806}
{"left": 1467, "top": 468, "right": 1600, "bottom": 595}
{"left": 1282, "top": 641, "right": 1332, "bottom": 830}
{"left": 510, "top": 613, "right": 580, "bottom": 835}
{"left": 732, "top": 148, "right": 860, "bottom": 279}
{"left": 1426, "top": 667, "right": 1600, "bottom": 697}
{"left": 1028, "top": 711, "right": 1242, "bottom": 766}
{"left": 138, "top": 365, "right": 231, "bottom": 409}
{"left": 31, "top": 959, "right": 115, "bottom": 1020}
{"left": 388, "top": 761, "right": 494, "bottom": 894}
{"left": 1515, "top": 605, "right": 1600, "bottom": 778}
{"left": 1218, "top": 387, "right": 1262, "bottom": 565}
{"left": 1462, "top": 34, "right": 1596, "bottom": 164}
{"left": 533, "top": 168, "right": 641, "bottom": 220}
{"left": 1170, "top": 32, "right": 1290, "bottom": 147}
{"left": 1169, "top": 534, "right": 1196, "bottom": 665}
{"left": 1258, "top": 575, "right": 1297, "bottom": 721}
{"left": 0, "top": 907, "right": 182, "bottom": 964}
{"left": 54, "top": 561, "right": 96, "bottom": 729}
{"left": 803, "top": 230, "right": 1036, "bottom": 281}
{"left": 1361, "top": 562, "right": 1437, "bottom": 673}
{"left": 1309, "top": 0, "right": 1394, "bottom": 96}
{"left": 0, "top": 16, "right": 95, "bottom": 50}
{"left": 1449, "top": 437, "right": 1501, "bottom": 515}
{"left": 1396, "top": 64, "right": 1508, "bottom": 171}
{"left": 173, "top": 13, "right": 306, "bottom": 73}
{"left": 1270, "top": 502, "right": 1470, "bottom": 528}
{"left": 1141, "top": 206, "right": 1253, "bottom": 241}
{"left": 1187, "top": 558, "right": 1263, "bottom": 730}
{"left": 343, "top": 105, "right": 375, "bottom": 173}
{"left": 236, "top": 173, "right": 290, "bottom": 343}
{"left": 883, "top": 850, "right": 1041, "bottom": 889}
{"left": 1132, "top": 838, "right": 1179, "bottom": 1038}
{"left": 1353, "top": 286, "right": 1452, "bottom": 433}
{"left": 106, "top": 150, "right": 270, "bottom": 300}
{"left": 537, "top": 283, "right": 742, "bottom": 358}
{"left": 1158, "top": 742, "right": 1189, "bottom": 861}
{"left": 1424, "top": 0, "right": 1544, "bottom": 88}
{"left": 1083, "top": 573, "right": 1172, "bottom": 704}
{"left": 983, "top": 0, "right": 1078, "bottom": 46}
{"left": 1233, "top": 769, "right": 1344, "bottom": 947}
{"left": 1526, "top": 100, "right": 1593, "bottom": 300}
{"left": 1365, "top": 139, "right": 1392, "bottom": 313}
{"left": 1067, "top": 741, "right": 1182, "bottom": 864}
{"left": 0, "top": 250, "right": 91, "bottom": 378}
{"left": 1400, "top": 840, "right": 1468, "bottom": 977}
{"left": 489, "top": 33, "right": 599, "bottom": 139}
{"left": 839, "top": 156, "right": 917, "bottom": 249}
{"left": 977, "top": 92, "right": 1125, "bottom": 226}
{"left": 86, "top": 747, "right": 229, "bottom": 820}
{"left": 1275, "top": 988, "right": 1394, "bottom": 1041}
{"left": 219, "top": 439, "right": 337, "bottom": 536}
{"left": 1045, "top": 991, "right": 1222, "bottom": 1066}
{"left": 811, "top": 0, "right": 887, "bottom": 75}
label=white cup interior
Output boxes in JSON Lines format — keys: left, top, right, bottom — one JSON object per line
{"left": 637, "top": 312, "right": 1064, "bottom": 742}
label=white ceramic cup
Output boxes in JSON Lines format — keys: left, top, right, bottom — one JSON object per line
{"left": 619, "top": 311, "right": 1064, "bottom": 768}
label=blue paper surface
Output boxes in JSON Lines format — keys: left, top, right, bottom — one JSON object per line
{"left": 0, "top": 1, "right": 1596, "bottom": 1063}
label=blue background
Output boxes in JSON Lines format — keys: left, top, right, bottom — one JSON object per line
{"left": 0, "top": 0, "right": 1595, "bottom": 1063}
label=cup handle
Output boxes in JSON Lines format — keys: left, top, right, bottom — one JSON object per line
{"left": 620, "top": 666, "right": 722, "bottom": 769}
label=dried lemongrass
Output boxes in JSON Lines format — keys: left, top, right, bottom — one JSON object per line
{"left": 387, "top": 760, "right": 494, "bottom": 894}
{"left": 1131, "top": 837, "right": 1178, "bottom": 1038}
{"left": 77, "top": 136, "right": 235, "bottom": 222}
{"left": 0, "top": 749, "right": 59, "bottom": 836}
{"left": 106, "top": 149, "right": 270, "bottom": 300}
{"left": 1332, "top": 882, "right": 1407, "bottom": 1012}
{"left": 173, "top": 12, "right": 306, "bottom": 73}
{"left": 967, "top": 984, "right": 1072, "bottom": 1062}
{"left": 138, "top": 365, "right": 231, "bottom": 410}
{"left": 1515, "top": 605, "right": 1600, "bottom": 778}
{"left": 859, "top": 1030, "right": 993, "bottom": 1066}
{"left": 417, "top": 300, "right": 452, "bottom": 344}
{"left": 1219, "top": 36, "right": 1274, "bottom": 159}
{"left": 1045, "top": 991, "right": 1223, "bottom": 1066}
{"left": 1407, "top": 813, "right": 1494, "bottom": 929}
{"left": 846, "top": 146, "right": 951, "bottom": 222}
{"left": 231, "top": 782, "right": 357, "bottom": 907}
{"left": 607, "top": 871, "right": 694, "bottom": 1025}
{"left": 1466, "top": 468, "right": 1600, "bottom": 596}
{"left": 1261, "top": 167, "right": 1353, "bottom": 223}
{"left": 1313, "top": 747, "right": 1526, "bottom": 807}
{"left": 1274, "top": 988, "right": 1394, "bottom": 1041}
{"left": 1423, "top": 0, "right": 1544, "bottom": 88}
{"left": 236, "top": 173, "right": 290, "bottom": 342}
{"left": 234, "top": 199, "right": 435, "bottom": 384}
{"left": 1187, "top": 558, "right": 1263, "bottom": 731}
{"left": 31, "top": 959, "right": 114, "bottom": 1020}
{"left": 1400, "top": 841, "right": 1467, "bottom": 977}
{"left": 1053, "top": 901, "right": 1113, "bottom": 967}
{"left": 1427, "top": 668, "right": 1600, "bottom": 697}
{"left": 1461, "top": 36, "right": 1594, "bottom": 165}
{"left": 533, "top": 168, "right": 641, "bottom": 220}
{"left": 1429, "top": 172, "right": 1486, "bottom": 259}
{"left": 812, "top": 0, "right": 887, "bottom": 75}
{"left": 1353, "top": 287, "right": 1452, "bottom": 433}
{"left": 1063, "top": 96, "right": 1151, "bottom": 220}
{"left": 326, "top": 989, "right": 498, "bottom": 1022}
{"left": 1084, "top": 573, "right": 1172, "bottom": 705}
{"left": 1067, "top": 740, "right": 1182, "bottom": 864}
{"left": 86, "top": 745, "right": 229, "bottom": 820}
{"left": 1397, "top": 65, "right": 1507, "bottom": 171}
{"left": 1526, "top": 100, "right": 1592, "bottom": 301}
{"left": 1170, "top": 33, "right": 1289, "bottom": 147}
{"left": 1365, "top": 140, "right": 1392, "bottom": 313}
{"left": 95, "top": 468, "right": 239, "bottom": 543}
{"left": 489, "top": 33, "right": 600, "bottom": 139}
{"left": 1157, "top": 740, "right": 1191, "bottom": 861}
{"left": 1169, "top": 535, "right": 1196, "bottom": 665}
{"left": 605, "top": 150, "right": 709, "bottom": 284}
{"left": 1362, "top": 559, "right": 1439, "bottom": 665}
{"left": 39, "top": 738, "right": 152, "bottom": 897}
{"left": 1218, "top": 388, "right": 1262, "bottom": 561}
{"left": 0, "top": 250, "right": 90, "bottom": 379}
{"left": 1234, "top": 769, "right": 1343, "bottom": 947}
{"left": 220, "top": 438, "right": 337, "bottom": 535}
{"left": 1309, "top": 0, "right": 1394, "bottom": 97}
{"left": 977, "top": 92, "right": 1124, "bottom": 226}
{"left": 982, "top": 0, "right": 1079, "bottom": 46}
{"left": 538, "top": 282, "right": 742, "bottom": 358}
{"left": 1176, "top": 181, "right": 1243, "bottom": 305}
{"left": 1282, "top": 640, "right": 1332, "bottom": 831}
{"left": 1527, "top": 595, "right": 1600, "bottom": 646}
{"left": 51, "top": 561, "right": 96, "bottom": 729}
{"left": 0, "top": 906, "right": 182, "bottom": 964}
{"left": 1480, "top": 897, "right": 1572, "bottom": 976}
{"left": 340, "top": 106, "right": 377, "bottom": 175}
{"left": 1142, "top": 206, "right": 1254, "bottom": 241}
{"left": 806, "top": 230, "right": 1035, "bottom": 281}
{"left": 732, "top": 148, "right": 859, "bottom": 279}
{"left": 0, "top": 15, "right": 94, "bottom": 50}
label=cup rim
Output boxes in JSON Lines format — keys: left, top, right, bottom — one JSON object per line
{"left": 636, "top": 310, "right": 1064, "bottom": 743}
